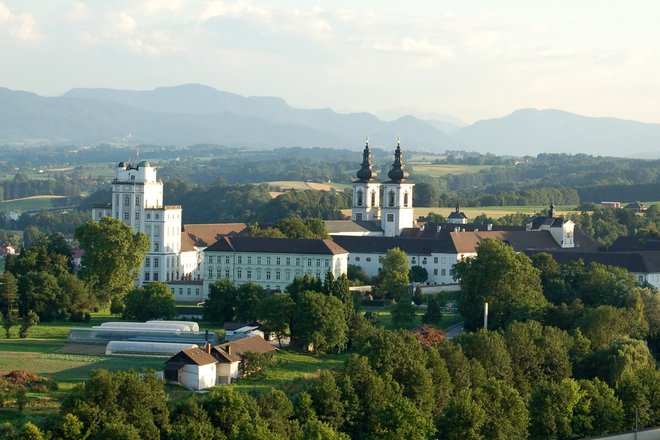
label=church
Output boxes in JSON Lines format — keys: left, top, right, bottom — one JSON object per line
{"left": 91, "top": 140, "right": 660, "bottom": 301}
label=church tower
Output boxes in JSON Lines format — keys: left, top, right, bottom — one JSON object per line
{"left": 380, "top": 139, "right": 414, "bottom": 237}
{"left": 352, "top": 139, "right": 381, "bottom": 222}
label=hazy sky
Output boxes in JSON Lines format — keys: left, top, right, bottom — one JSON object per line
{"left": 2, "top": 0, "right": 659, "bottom": 124}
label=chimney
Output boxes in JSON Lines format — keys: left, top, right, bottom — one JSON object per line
{"left": 227, "top": 345, "right": 232, "bottom": 355}
{"left": 205, "top": 342, "right": 211, "bottom": 354}
{"left": 487, "top": 223, "right": 493, "bottom": 231}
{"left": 454, "top": 227, "right": 460, "bottom": 232}
{"left": 436, "top": 226, "right": 442, "bottom": 232}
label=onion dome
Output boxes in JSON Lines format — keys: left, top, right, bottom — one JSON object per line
{"left": 117, "top": 161, "right": 127, "bottom": 168}
{"left": 137, "top": 160, "right": 151, "bottom": 168}
{"left": 355, "top": 138, "right": 377, "bottom": 182}
{"left": 387, "top": 138, "right": 409, "bottom": 181}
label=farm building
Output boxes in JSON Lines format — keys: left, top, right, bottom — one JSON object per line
{"left": 210, "top": 345, "right": 241, "bottom": 384}
{"left": 164, "top": 347, "right": 217, "bottom": 391}
{"left": 216, "top": 335, "right": 277, "bottom": 357}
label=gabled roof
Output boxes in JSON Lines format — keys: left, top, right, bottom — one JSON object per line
{"left": 324, "top": 220, "right": 383, "bottom": 234}
{"left": 524, "top": 250, "right": 660, "bottom": 274}
{"left": 210, "top": 346, "right": 241, "bottom": 363}
{"left": 333, "top": 235, "right": 457, "bottom": 254}
{"left": 217, "top": 335, "right": 276, "bottom": 356}
{"left": 181, "top": 223, "right": 248, "bottom": 251}
{"left": 400, "top": 223, "right": 523, "bottom": 239}
{"left": 165, "top": 347, "right": 217, "bottom": 366}
{"left": 205, "top": 236, "right": 348, "bottom": 255}
{"left": 607, "top": 237, "right": 660, "bottom": 252}
{"left": 448, "top": 211, "right": 468, "bottom": 219}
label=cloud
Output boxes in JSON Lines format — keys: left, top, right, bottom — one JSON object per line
{"left": 0, "top": 1, "right": 39, "bottom": 41}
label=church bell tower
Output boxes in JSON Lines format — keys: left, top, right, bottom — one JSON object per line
{"left": 380, "top": 138, "right": 414, "bottom": 237}
{"left": 351, "top": 138, "right": 381, "bottom": 222}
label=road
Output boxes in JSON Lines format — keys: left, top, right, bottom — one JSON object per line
{"left": 445, "top": 322, "right": 465, "bottom": 339}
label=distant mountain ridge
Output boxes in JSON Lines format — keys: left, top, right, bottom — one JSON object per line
{"left": 1, "top": 84, "right": 660, "bottom": 157}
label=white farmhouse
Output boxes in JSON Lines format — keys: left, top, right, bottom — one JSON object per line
{"left": 164, "top": 346, "right": 217, "bottom": 391}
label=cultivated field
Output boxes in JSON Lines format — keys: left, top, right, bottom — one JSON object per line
{"left": 410, "top": 163, "right": 501, "bottom": 176}
{"left": 266, "top": 181, "right": 349, "bottom": 192}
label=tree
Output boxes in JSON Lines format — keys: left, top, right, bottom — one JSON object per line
{"left": 286, "top": 274, "right": 323, "bottom": 302}
{"left": 122, "top": 281, "right": 176, "bottom": 321}
{"left": 169, "top": 398, "right": 218, "bottom": 440}
{"left": 474, "top": 378, "right": 529, "bottom": 440}
{"left": 390, "top": 296, "right": 417, "bottom": 329}
{"left": 453, "top": 238, "right": 548, "bottom": 329}
{"left": 455, "top": 329, "right": 514, "bottom": 385}
{"left": 308, "top": 371, "right": 345, "bottom": 429}
{"left": 409, "top": 265, "right": 428, "bottom": 283}
{"left": 241, "top": 351, "right": 274, "bottom": 379}
{"left": 377, "top": 248, "right": 410, "bottom": 299}
{"left": 528, "top": 378, "right": 586, "bottom": 440}
{"left": 203, "top": 278, "right": 237, "bottom": 323}
{"left": 291, "top": 291, "right": 348, "bottom": 353}
{"left": 76, "top": 217, "right": 150, "bottom": 305}
{"left": 235, "top": 282, "right": 266, "bottom": 322}
{"left": 19, "top": 310, "right": 39, "bottom": 338}
{"left": 436, "top": 390, "right": 487, "bottom": 440}
{"left": 257, "top": 292, "right": 294, "bottom": 347}
{"left": 423, "top": 294, "right": 443, "bottom": 326}
{"left": 578, "top": 378, "right": 624, "bottom": 436}
{"left": 18, "top": 271, "right": 61, "bottom": 321}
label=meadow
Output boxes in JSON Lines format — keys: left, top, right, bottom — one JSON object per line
{"left": 0, "top": 196, "right": 68, "bottom": 213}
{"left": 409, "top": 163, "right": 501, "bottom": 176}
{"left": 266, "top": 180, "right": 349, "bottom": 192}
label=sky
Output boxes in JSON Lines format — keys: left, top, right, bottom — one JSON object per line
{"left": 1, "top": 0, "right": 659, "bottom": 124}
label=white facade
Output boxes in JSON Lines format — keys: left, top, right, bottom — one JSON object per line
{"left": 202, "top": 249, "right": 348, "bottom": 295}
{"left": 179, "top": 363, "right": 217, "bottom": 391}
{"left": 216, "top": 361, "right": 240, "bottom": 384}
{"left": 380, "top": 182, "right": 415, "bottom": 237}
{"left": 352, "top": 182, "right": 381, "bottom": 222}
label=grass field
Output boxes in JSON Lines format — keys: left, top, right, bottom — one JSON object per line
{"left": 410, "top": 163, "right": 501, "bottom": 176}
{"left": 266, "top": 181, "right": 348, "bottom": 192}
{"left": 0, "top": 195, "right": 68, "bottom": 212}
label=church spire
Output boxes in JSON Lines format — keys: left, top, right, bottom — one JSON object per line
{"left": 355, "top": 137, "right": 377, "bottom": 182}
{"left": 387, "top": 137, "right": 409, "bottom": 182}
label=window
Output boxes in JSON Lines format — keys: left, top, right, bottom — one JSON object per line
{"left": 256, "top": 270, "right": 261, "bottom": 280}
{"left": 388, "top": 190, "right": 395, "bottom": 207}
{"left": 145, "top": 257, "right": 150, "bottom": 267}
{"left": 355, "top": 257, "right": 360, "bottom": 262}
{"left": 257, "top": 256, "right": 261, "bottom": 265}
{"left": 196, "top": 288, "right": 200, "bottom": 296}
{"left": 434, "top": 257, "right": 438, "bottom": 264}
{"left": 286, "top": 257, "right": 291, "bottom": 266}
{"left": 187, "top": 288, "right": 192, "bottom": 296}
{"left": 154, "top": 242, "right": 159, "bottom": 252}
{"left": 130, "top": 175, "right": 135, "bottom": 181}
{"left": 266, "top": 257, "right": 271, "bottom": 265}
{"left": 208, "top": 269, "right": 213, "bottom": 279}
{"left": 247, "top": 270, "right": 252, "bottom": 279}
{"left": 153, "top": 272, "right": 159, "bottom": 281}
{"left": 237, "top": 256, "right": 242, "bottom": 264}
{"left": 355, "top": 213, "right": 363, "bottom": 221}
{"left": 237, "top": 269, "right": 242, "bottom": 279}
{"left": 387, "top": 213, "right": 394, "bottom": 222}
{"left": 403, "top": 192, "right": 409, "bottom": 207}
{"left": 115, "top": 194, "right": 119, "bottom": 206}
{"left": 296, "top": 258, "right": 301, "bottom": 266}
{"left": 135, "top": 196, "right": 140, "bottom": 206}
{"left": 179, "top": 288, "right": 183, "bottom": 296}
{"left": 422, "top": 258, "right": 427, "bottom": 264}
{"left": 124, "top": 195, "right": 130, "bottom": 206}
{"left": 144, "top": 273, "right": 150, "bottom": 281}
{"left": 316, "top": 259, "right": 321, "bottom": 267}
{"left": 124, "top": 212, "right": 129, "bottom": 220}
{"left": 276, "top": 257, "right": 281, "bottom": 265}
{"left": 441, "top": 269, "right": 446, "bottom": 276}
{"left": 371, "top": 190, "right": 377, "bottom": 207}
{"left": 266, "top": 271, "right": 271, "bottom": 280}
{"left": 135, "top": 212, "right": 140, "bottom": 220}
{"left": 225, "top": 269, "right": 230, "bottom": 278}
{"left": 356, "top": 189, "right": 363, "bottom": 206}
{"left": 247, "top": 256, "right": 252, "bottom": 264}
{"left": 308, "top": 258, "right": 312, "bottom": 266}
{"left": 225, "top": 256, "right": 230, "bottom": 264}
{"left": 208, "top": 256, "right": 214, "bottom": 264}
{"left": 154, "top": 226, "right": 160, "bottom": 237}
{"left": 324, "top": 259, "right": 329, "bottom": 267}
{"left": 286, "top": 271, "right": 291, "bottom": 281}
{"left": 276, "top": 271, "right": 281, "bottom": 280}
{"left": 217, "top": 269, "right": 222, "bottom": 278}
{"left": 154, "top": 258, "right": 159, "bottom": 268}
{"left": 146, "top": 213, "right": 151, "bottom": 219}
{"left": 155, "top": 213, "right": 159, "bottom": 220}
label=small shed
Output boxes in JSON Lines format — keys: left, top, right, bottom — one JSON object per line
{"left": 210, "top": 345, "right": 241, "bottom": 385}
{"left": 164, "top": 347, "right": 217, "bottom": 390}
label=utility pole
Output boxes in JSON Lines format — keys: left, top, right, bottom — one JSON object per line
{"left": 483, "top": 302, "right": 488, "bottom": 330}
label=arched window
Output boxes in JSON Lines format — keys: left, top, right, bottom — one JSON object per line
{"left": 356, "top": 190, "right": 363, "bottom": 206}
{"left": 371, "top": 190, "right": 377, "bottom": 207}
{"left": 388, "top": 191, "right": 395, "bottom": 207}
{"left": 135, "top": 196, "right": 140, "bottom": 206}
{"left": 403, "top": 192, "right": 409, "bottom": 207}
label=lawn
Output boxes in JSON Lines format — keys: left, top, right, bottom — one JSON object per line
{"left": 374, "top": 307, "right": 462, "bottom": 331}
{"left": 0, "top": 196, "right": 66, "bottom": 212}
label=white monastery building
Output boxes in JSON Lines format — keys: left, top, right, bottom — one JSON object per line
{"left": 90, "top": 140, "right": 660, "bottom": 300}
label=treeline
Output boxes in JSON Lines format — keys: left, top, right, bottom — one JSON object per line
{"left": 578, "top": 181, "right": 660, "bottom": 203}
{"left": 570, "top": 204, "right": 660, "bottom": 245}
{"left": 0, "top": 173, "right": 83, "bottom": 201}
{"left": 164, "top": 180, "right": 349, "bottom": 223}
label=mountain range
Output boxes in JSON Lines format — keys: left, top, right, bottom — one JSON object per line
{"left": 1, "top": 84, "right": 659, "bottom": 158}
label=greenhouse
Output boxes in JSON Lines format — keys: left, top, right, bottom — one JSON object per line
{"left": 105, "top": 341, "right": 198, "bottom": 357}
{"left": 146, "top": 320, "right": 200, "bottom": 332}
{"left": 97, "top": 321, "right": 195, "bottom": 332}
{"left": 67, "top": 327, "right": 217, "bottom": 345}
